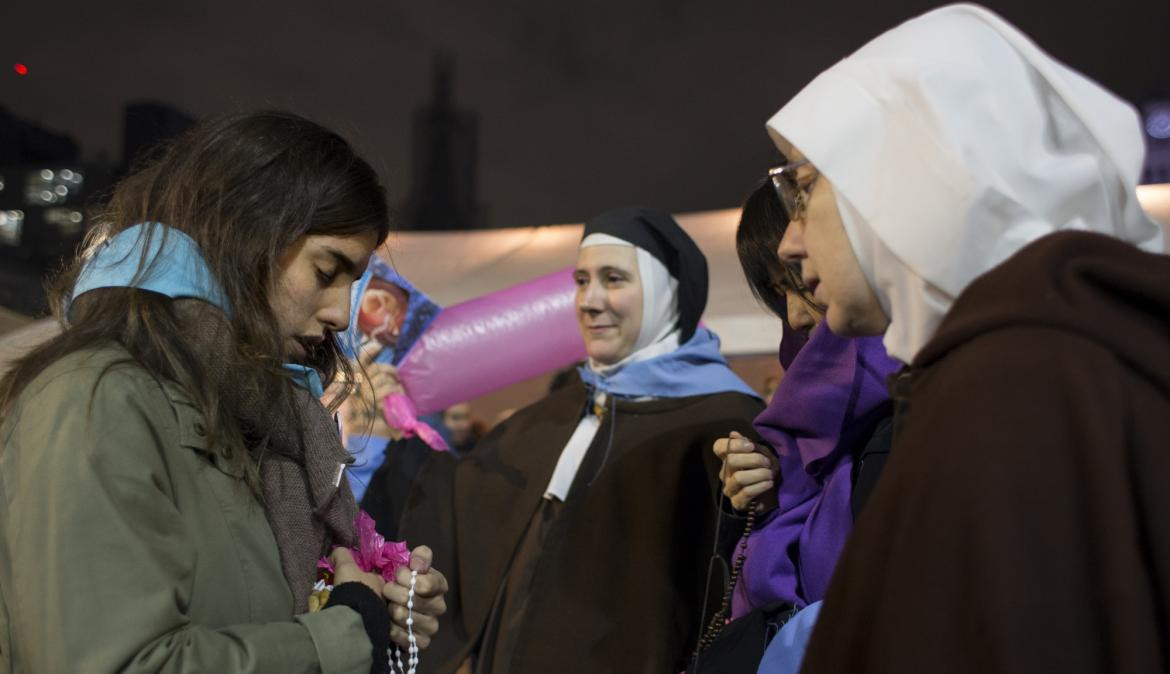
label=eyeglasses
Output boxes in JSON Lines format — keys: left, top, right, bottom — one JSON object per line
{"left": 768, "top": 159, "right": 818, "bottom": 222}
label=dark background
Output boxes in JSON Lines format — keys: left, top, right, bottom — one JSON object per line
{"left": 3, "top": 0, "right": 1169, "bottom": 228}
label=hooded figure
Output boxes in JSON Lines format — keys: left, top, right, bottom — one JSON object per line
{"left": 399, "top": 208, "right": 763, "bottom": 674}
{"left": 764, "top": 4, "right": 1170, "bottom": 672}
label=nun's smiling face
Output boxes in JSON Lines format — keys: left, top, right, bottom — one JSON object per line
{"left": 774, "top": 142, "right": 889, "bottom": 337}
{"left": 574, "top": 245, "right": 644, "bottom": 365}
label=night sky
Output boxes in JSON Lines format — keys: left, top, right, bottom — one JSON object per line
{"left": 4, "top": 0, "right": 1168, "bottom": 228}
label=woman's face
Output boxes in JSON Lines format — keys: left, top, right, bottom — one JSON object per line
{"left": 442, "top": 403, "right": 474, "bottom": 446}
{"left": 775, "top": 142, "right": 889, "bottom": 337}
{"left": 269, "top": 232, "right": 378, "bottom": 362}
{"left": 574, "top": 244, "right": 644, "bottom": 365}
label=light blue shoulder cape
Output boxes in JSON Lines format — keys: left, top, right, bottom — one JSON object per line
{"left": 577, "top": 328, "right": 760, "bottom": 400}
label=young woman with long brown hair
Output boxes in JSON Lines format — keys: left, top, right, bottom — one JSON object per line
{"left": 0, "top": 111, "right": 447, "bottom": 673}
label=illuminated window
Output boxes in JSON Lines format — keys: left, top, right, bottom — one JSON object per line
{"left": 25, "top": 168, "right": 84, "bottom": 205}
{"left": 0, "top": 210, "right": 25, "bottom": 246}
{"left": 45, "top": 208, "right": 85, "bottom": 235}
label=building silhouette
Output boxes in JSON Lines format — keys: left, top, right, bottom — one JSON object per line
{"left": 0, "top": 106, "right": 79, "bottom": 164}
{"left": 122, "top": 102, "right": 195, "bottom": 172}
{"left": 0, "top": 102, "right": 193, "bottom": 315}
{"left": 402, "top": 53, "right": 487, "bottom": 230}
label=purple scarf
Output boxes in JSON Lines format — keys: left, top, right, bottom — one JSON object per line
{"left": 731, "top": 322, "right": 899, "bottom": 617}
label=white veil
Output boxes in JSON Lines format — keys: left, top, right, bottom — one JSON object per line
{"left": 767, "top": 3, "right": 1163, "bottom": 363}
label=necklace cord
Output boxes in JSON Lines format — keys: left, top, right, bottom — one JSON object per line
{"left": 690, "top": 433, "right": 757, "bottom": 671}
{"left": 586, "top": 392, "right": 618, "bottom": 487}
{"left": 390, "top": 570, "right": 420, "bottom": 674}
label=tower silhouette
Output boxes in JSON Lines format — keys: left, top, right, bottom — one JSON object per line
{"left": 403, "top": 53, "right": 486, "bottom": 230}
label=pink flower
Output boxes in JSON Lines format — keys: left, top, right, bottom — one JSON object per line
{"left": 317, "top": 510, "right": 411, "bottom": 586}
{"left": 353, "top": 510, "right": 412, "bottom": 581}
{"left": 378, "top": 539, "right": 412, "bottom": 582}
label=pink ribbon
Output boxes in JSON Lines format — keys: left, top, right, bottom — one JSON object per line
{"left": 383, "top": 392, "right": 451, "bottom": 452}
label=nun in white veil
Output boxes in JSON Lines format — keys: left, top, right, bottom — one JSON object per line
{"left": 757, "top": 4, "right": 1170, "bottom": 672}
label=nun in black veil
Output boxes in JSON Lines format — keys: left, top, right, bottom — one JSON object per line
{"left": 399, "top": 208, "right": 764, "bottom": 673}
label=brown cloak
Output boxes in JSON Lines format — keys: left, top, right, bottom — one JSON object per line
{"left": 801, "top": 232, "right": 1170, "bottom": 672}
{"left": 399, "top": 376, "right": 763, "bottom": 673}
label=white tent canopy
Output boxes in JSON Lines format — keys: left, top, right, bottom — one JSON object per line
{"left": 3, "top": 191, "right": 1170, "bottom": 373}
{"left": 0, "top": 209, "right": 782, "bottom": 375}
{"left": 382, "top": 208, "right": 781, "bottom": 356}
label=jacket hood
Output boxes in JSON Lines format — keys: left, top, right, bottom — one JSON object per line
{"left": 915, "top": 231, "right": 1170, "bottom": 396}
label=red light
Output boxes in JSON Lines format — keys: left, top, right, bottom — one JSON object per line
{"left": 13, "top": 64, "right": 28, "bottom": 76}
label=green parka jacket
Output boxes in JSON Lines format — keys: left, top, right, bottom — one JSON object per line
{"left": 0, "top": 346, "right": 372, "bottom": 673}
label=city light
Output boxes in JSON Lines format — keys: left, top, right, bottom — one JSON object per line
{"left": 25, "top": 168, "right": 84, "bottom": 205}
{"left": 44, "top": 208, "right": 85, "bottom": 235}
{"left": 1147, "top": 108, "right": 1170, "bottom": 140}
{"left": 0, "top": 210, "right": 25, "bottom": 246}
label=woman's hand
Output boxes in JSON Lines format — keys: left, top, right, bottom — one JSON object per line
{"left": 713, "top": 431, "right": 779, "bottom": 511}
{"left": 341, "top": 346, "right": 405, "bottom": 437}
{"left": 364, "top": 361, "right": 404, "bottom": 404}
{"left": 330, "top": 547, "right": 386, "bottom": 597}
{"left": 383, "top": 545, "right": 449, "bottom": 649}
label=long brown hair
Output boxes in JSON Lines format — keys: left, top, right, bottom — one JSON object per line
{"left": 736, "top": 179, "right": 823, "bottom": 324}
{"left": 0, "top": 111, "right": 390, "bottom": 485}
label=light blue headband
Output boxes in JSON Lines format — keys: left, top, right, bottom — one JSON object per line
{"left": 71, "top": 223, "right": 232, "bottom": 316}
{"left": 70, "top": 223, "right": 323, "bottom": 397}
